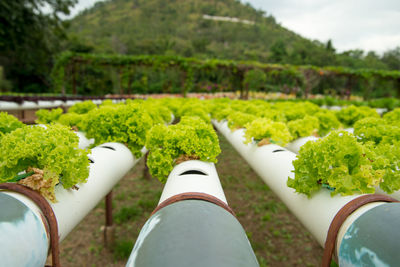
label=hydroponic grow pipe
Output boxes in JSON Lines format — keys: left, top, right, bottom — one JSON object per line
{"left": 0, "top": 100, "right": 71, "bottom": 111}
{"left": 285, "top": 136, "right": 319, "bottom": 154}
{"left": 76, "top": 131, "right": 95, "bottom": 149}
{"left": 212, "top": 119, "right": 400, "bottom": 266}
{"left": 0, "top": 142, "right": 138, "bottom": 266}
{"left": 158, "top": 160, "right": 227, "bottom": 204}
{"left": 0, "top": 99, "right": 106, "bottom": 111}
{"left": 126, "top": 160, "right": 259, "bottom": 267}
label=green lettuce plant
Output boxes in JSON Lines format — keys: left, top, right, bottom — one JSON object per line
{"left": 227, "top": 111, "right": 256, "bottom": 131}
{"left": 353, "top": 117, "right": 400, "bottom": 145}
{"left": 83, "top": 104, "right": 153, "bottom": 158}
{"left": 244, "top": 118, "right": 292, "bottom": 146}
{"left": 57, "top": 113, "right": 87, "bottom": 131}
{"left": 146, "top": 116, "right": 221, "bottom": 182}
{"left": 35, "top": 108, "right": 63, "bottom": 124}
{"left": 0, "top": 112, "right": 24, "bottom": 137}
{"left": 68, "top": 100, "right": 97, "bottom": 114}
{"left": 373, "top": 141, "right": 400, "bottom": 193}
{"left": 0, "top": 124, "right": 90, "bottom": 202}
{"left": 287, "top": 115, "right": 319, "bottom": 139}
{"left": 383, "top": 108, "right": 400, "bottom": 127}
{"left": 287, "top": 131, "right": 383, "bottom": 197}
{"left": 315, "top": 111, "right": 341, "bottom": 136}
{"left": 336, "top": 105, "right": 379, "bottom": 127}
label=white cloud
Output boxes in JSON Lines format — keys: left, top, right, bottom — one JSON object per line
{"left": 245, "top": 0, "right": 400, "bottom": 54}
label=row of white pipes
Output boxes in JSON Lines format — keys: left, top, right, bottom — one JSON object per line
{"left": 0, "top": 141, "right": 259, "bottom": 266}
{"left": 0, "top": 98, "right": 127, "bottom": 111}
{"left": 1, "top": 112, "right": 398, "bottom": 266}
{"left": 213, "top": 119, "right": 400, "bottom": 266}
{"left": 0, "top": 99, "right": 389, "bottom": 117}
{"left": 320, "top": 105, "right": 388, "bottom": 115}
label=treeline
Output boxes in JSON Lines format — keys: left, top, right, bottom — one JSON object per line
{"left": 52, "top": 52, "right": 400, "bottom": 99}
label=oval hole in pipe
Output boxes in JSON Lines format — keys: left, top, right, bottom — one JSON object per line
{"left": 100, "top": 145, "right": 116, "bottom": 151}
{"left": 179, "top": 170, "right": 208, "bottom": 176}
{"left": 273, "top": 149, "right": 286, "bottom": 153}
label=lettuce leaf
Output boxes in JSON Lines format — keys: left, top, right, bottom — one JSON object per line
{"left": 244, "top": 118, "right": 292, "bottom": 146}
{"left": 146, "top": 116, "right": 221, "bottom": 182}
{"left": 0, "top": 124, "right": 90, "bottom": 202}
{"left": 287, "top": 131, "right": 383, "bottom": 197}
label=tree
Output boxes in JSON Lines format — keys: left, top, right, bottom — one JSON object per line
{"left": 382, "top": 47, "right": 400, "bottom": 70}
{"left": 325, "top": 39, "right": 335, "bottom": 53}
{"left": 364, "top": 51, "right": 388, "bottom": 70}
{"left": 0, "top": 0, "right": 77, "bottom": 92}
{"left": 268, "top": 39, "right": 288, "bottom": 63}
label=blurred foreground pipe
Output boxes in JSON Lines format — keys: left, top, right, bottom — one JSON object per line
{"left": 0, "top": 142, "right": 138, "bottom": 266}
{"left": 0, "top": 193, "right": 49, "bottom": 267}
{"left": 126, "top": 160, "right": 258, "bottom": 267}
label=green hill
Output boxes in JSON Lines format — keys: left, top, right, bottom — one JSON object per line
{"left": 67, "top": 0, "right": 337, "bottom": 66}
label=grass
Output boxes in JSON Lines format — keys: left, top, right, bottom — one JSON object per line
{"left": 114, "top": 205, "right": 142, "bottom": 224}
{"left": 113, "top": 240, "right": 134, "bottom": 260}
{"left": 57, "top": 132, "right": 323, "bottom": 266}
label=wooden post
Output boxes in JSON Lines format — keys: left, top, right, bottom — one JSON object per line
{"left": 143, "top": 151, "right": 151, "bottom": 179}
{"left": 119, "top": 68, "right": 123, "bottom": 95}
{"left": 181, "top": 71, "right": 187, "bottom": 97}
{"left": 72, "top": 63, "right": 77, "bottom": 95}
{"left": 397, "top": 78, "right": 400, "bottom": 98}
{"left": 127, "top": 67, "right": 133, "bottom": 95}
{"left": 104, "top": 191, "right": 115, "bottom": 249}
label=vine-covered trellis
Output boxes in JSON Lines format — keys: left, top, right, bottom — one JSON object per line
{"left": 51, "top": 52, "right": 400, "bottom": 99}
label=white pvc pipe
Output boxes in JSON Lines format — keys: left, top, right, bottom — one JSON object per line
{"left": 285, "top": 136, "right": 319, "bottom": 154}
{"left": 212, "top": 119, "right": 381, "bottom": 247}
{"left": 159, "top": 160, "right": 227, "bottom": 204}
{"left": 376, "top": 108, "right": 387, "bottom": 115}
{"left": 51, "top": 142, "right": 136, "bottom": 241}
{"left": 0, "top": 100, "right": 58, "bottom": 111}
{"left": 329, "top": 106, "right": 342, "bottom": 111}
{"left": 211, "top": 120, "right": 252, "bottom": 159}
{"left": 0, "top": 101, "right": 19, "bottom": 110}
{"left": 65, "top": 100, "right": 79, "bottom": 106}
{"left": 92, "top": 99, "right": 103, "bottom": 105}
{"left": 169, "top": 113, "right": 175, "bottom": 124}
{"left": 76, "top": 131, "right": 95, "bottom": 149}
{"left": 0, "top": 99, "right": 108, "bottom": 112}
{"left": 20, "top": 101, "right": 38, "bottom": 109}
{"left": 37, "top": 101, "right": 59, "bottom": 109}
{"left": 343, "top": 128, "right": 354, "bottom": 134}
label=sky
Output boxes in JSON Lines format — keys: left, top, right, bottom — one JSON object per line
{"left": 63, "top": 0, "right": 400, "bottom": 55}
